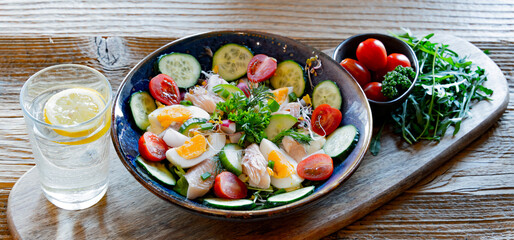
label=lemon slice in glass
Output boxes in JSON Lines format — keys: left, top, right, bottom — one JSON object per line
{"left": 44, "top": 87, "right": 109, "bottom": 144}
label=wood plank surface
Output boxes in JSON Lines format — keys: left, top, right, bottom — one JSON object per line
{"left": 0, "top": 0, "right": 513, "bottom": 239}
{"left": 4, "top": 35, "right": 512, "bottom": 239}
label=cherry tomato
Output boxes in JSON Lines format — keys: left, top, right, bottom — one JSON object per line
{"left": 214, "top": 172, "right": 247, "bottom": 199}
{"left": 247, "top": 54, "right": 277, "bottom": 83}
{"left": 311, "top": 104, "right": 342, "bottom": 136}
{"left": 297, "top": 153, "right": 334, "bottom": 181}
{"left": 356, "top": 38, "right": 387, "bottom": 71}
{"left": 375, "top": 53, "right": 412, "bottom": 81}
{"left": 149, "top": 74, "right": 180, "bottom": 105}
{"left": 340, "top": 58, "right": 371, "bottom": 88}
{"left": 138, "top": 132, "right": 167, "bottom": 161}
{"left": 363, "top": 82, "right": 388, "bottom": 102}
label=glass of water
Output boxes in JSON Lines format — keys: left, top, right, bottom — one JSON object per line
{"left": 20, "top": 64, "right": 112, "bottom": 210}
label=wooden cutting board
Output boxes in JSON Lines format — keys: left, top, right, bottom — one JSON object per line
{"left": 7, "top": 35, "right": 509, "bottom": 240}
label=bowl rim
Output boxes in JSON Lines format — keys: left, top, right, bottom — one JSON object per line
{"left": 111, "top": 30, "right": 373, "bottom": 220}
{"left": 333, "top": 33, "right": 419, "bottom": 105}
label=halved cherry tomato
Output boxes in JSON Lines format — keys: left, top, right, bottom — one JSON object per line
{"left": 311, "top": 104, "right": 342, "bottom": 136}
{"left": 356, "top": 38, "right": 387, "bottom": 71}
{"left": 214, "top": 172, "right": 247, "bottom": 199}
{"left": 375, "top": 53, "right": 412, "bottom": 81}
{"left": 340, "top": 58, "right": 371, "bottom": 88}
{"left": 363, "top": 82, "right": 388, "bottom": 102}
{"left": 247, "top": 54, "right": 277, "bottom": 83}
{"left": 149, "top": 74, "right": 181, "bottom": 105}
{"left": 297, "top": 153, "right": 333, "bottom": 181}
{"left": 138, "top": 132, "right": 167, "bottom": 161}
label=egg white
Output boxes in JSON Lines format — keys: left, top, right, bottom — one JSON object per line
{"left": 166, "top": 133, "right": 225, "bottom": 169}
{"left": 147, "top": 105, "right": 210, "bottom": 134}
{"left": 259, "top": 139, "right": 304, "bottom": 189}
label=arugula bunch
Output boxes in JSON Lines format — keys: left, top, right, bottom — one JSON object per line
{"left": 390, "top": 32, "right": 492, "bottom": 144}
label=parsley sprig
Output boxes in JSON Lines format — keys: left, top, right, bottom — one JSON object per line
{"left": 214, "top": 85, "right": 274, "bottom": 145}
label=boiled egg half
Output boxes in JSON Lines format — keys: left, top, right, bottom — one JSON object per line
{"left": 147, "top": 105, "right": 209, "bottom": 134}
{"left": 259, "top": 138, "right": 303, "bottom": 189}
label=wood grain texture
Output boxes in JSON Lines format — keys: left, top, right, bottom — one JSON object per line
{"left": 0, "top": 0, "right": 513, "bottom": 41}
{"left": 0, "top": 0, "right": 513, "bottom": 239}
{"left": 4, "top": 35, "right": 512, "bottom": 239}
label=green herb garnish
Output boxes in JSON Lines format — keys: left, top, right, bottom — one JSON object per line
{"left": 200, "top": 172, "right": 211, "bottom": 181}
{"left": 386, "top": 31, "right": 493, "bottom": 145}
{"left": 271, "top": 129, "right": 312, "bottom": 145}
{"left": 267, "top": 160, "right": 275, "bottom": 169}
{"left": 180, "top": 100, "right": 193, "bottom": 106}
{"left": 214, "top": 85, "right": 274, "bottom": 145}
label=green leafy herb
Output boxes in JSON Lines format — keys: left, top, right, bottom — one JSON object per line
{"left": 381, "top": 65, "right": 415, "bottom": 99}
{"left": 271, "top": 129, "right": 312, "bottom": 145}
{"left": 268, "top": 99, "right": 280, "bottom": 112}
{"left": 288, "top": 92, "right": 298, "bottom": 102}
{"left": 369, "top": 123, "right": 385, "bottom": 156}
{"left": 214, "top": 85, "right": 274, "bottom": 145}
{"left": 388, "top": 31, "right": 493, "bottom": 144}
{"left": 172, "top": 166, "right": 188, "bottom": 197}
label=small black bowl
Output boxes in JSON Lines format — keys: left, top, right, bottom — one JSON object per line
{"left": 333, "top": 33, "right": 419, "bottom": 118}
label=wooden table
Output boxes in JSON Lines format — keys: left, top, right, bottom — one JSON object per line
{"left": 1, "top": 1, "right": 513, "bottom": 239}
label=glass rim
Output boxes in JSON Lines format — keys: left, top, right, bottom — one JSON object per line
{"left": 19, "top": 64, "right": 113, "bottom": 130}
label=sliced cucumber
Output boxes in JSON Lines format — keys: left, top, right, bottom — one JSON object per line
{"left": 323, "top": 125, "right": 359, "bottom": 161}
{"left": 203, "top": 198, "right": 256, "bottom": 210}
{"left": 136, "top": 156, "right": 176, "bottom": 186}
{"left": 219, "top": 144, "right": 243, "bottom": 176}
{"left": 212, "top": 43, "right": 253, "bottom": 81}
{"left": 130, "top": 91, "right": 157, "bottom": 130}
{"left": 212, "top": 84, "right": 245, "bottom": 100}
{"left": 312, "top": 80, "right": 342, "bottom": 109}
{"left": 179, "top": 118, "right": 208, "bottom": 137}
{"left": 265, "top": 186, "right": 315, "bottom": 207}
{"left": 264, "top": 114, "right": 298, "bottom": 140}
{"left": 158, "top": 53, "right": 201, "bottom": 88}
{"left": 270, "top": 60, "right": 306, "bottom": 97}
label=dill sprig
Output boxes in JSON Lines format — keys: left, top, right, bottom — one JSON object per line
{"left": 271, "top": 129, "right": 312, "bottom": 145}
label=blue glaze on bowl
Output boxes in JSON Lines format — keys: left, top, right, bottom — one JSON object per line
{"left": 111, "top": 30, "right": 373, "bottom": 220}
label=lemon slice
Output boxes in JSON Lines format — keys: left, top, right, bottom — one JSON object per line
{"left": 44, "top": 87, "right": 109, "bottom": 144}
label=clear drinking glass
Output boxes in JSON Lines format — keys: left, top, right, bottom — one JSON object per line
{"left": 20, "top": 64, "right": 112, "bottom": 210}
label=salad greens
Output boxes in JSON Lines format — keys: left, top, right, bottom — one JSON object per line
{"left": 213, "top": 85, "right": 274, "bottom": 145}
{"left": 372, "top": 31, "right": 493, "bottom": 154}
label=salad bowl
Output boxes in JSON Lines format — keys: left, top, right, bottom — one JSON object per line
{"left": 111, "top": 30, "right": 373, "bottom": 220}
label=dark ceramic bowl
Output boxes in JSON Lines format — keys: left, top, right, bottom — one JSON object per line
{"left": 111, "top": 30, "right": 372, "bottom": 220}
{"left": 333, "top": 33, "right": 419, "bottom": 117}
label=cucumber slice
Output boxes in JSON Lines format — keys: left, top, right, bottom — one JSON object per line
{"left": 136, "top": 156, "right": 176, "bottom": 186}
{"left": 323, "top": 125, "right": 359, "bottom": 161}
{"left": 312, "top": 80, "right": 342, "bottom": 109}
{"left": 130, "top": 91, "right": 157, "bottom": 130}
{"left": 264, "top": 114, "right": 298, "bottom": 140}
{"left": 179, "top": 118, "right": 208, "bottom": 137}
{"left": 219, "top": 144, "right": 243, "bottom": 176}
{"left": 212, "top": 43, "right": 253, "bottom": 81}
{"left": 212, "top": 84, "right": 245, "bottom": 100}
{"left": 158, "top": 53, "right": 201, "bottom": 88}
{"left": 203, "top": 198, "right": 256, "bottom": 210}
{"left": 270, "top": 60, "right": 306, "bottom": 97}
{"left": 265, "top": 186, "right": 315, "bottom": 207}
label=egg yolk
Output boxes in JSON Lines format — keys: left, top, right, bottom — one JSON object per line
{"left": 157, "top": 106, "right": 192, "bottom": 129}
{"left": 268, "top": 150, "right": 294, "bottom": 178}
{"left": 176, "top": 134, "right": 207, "bottom": 159}
{"left": 271, "top": 87, "right": 289, "bottom": 105}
